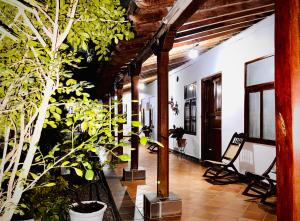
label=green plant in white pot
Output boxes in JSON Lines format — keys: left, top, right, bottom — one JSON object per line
{"left": 0, "top": 0, "right": 134, "bottom": 220}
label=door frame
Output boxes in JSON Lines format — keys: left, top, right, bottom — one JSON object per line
{"left": 201, "top": 72, "right": 222, "bottom": 161}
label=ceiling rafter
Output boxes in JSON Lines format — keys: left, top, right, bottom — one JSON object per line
{"left": 95, "top": 0, "right": 275, "bottom": 97}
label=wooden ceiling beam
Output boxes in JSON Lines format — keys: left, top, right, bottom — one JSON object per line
{"left": 179, "top": 5, "right": 274, "bottom": 32}
{"left": 174, "top": 33, "right": 236, "bottom": 48}
{"left": 133, "top": 0, "right": 174, "bottom": 10}
{"left": 175, "top": 21, "right": 254, "bottom": 43}
{"left": 116, "top": 35, "right": 153, "bottom": 51}
{"left": 129, "top": 8, "right": 168, "bottom": 24}
{"left": 187, "top": 0, "right": 274, "bottom": 24}
{"left": 135, "top": 21, "right": 162, "bottom": 34}
{"left": 142, "top": 56, "right": 189, "bottom": 72}
{"left": 176, "top": 17, "right": 265, "bottom": 39}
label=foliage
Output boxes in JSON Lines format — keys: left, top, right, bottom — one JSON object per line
{"left": 0, "top": 0, "right": 134, "bottom": 220}
{"left": 169, "top": 126, "right": 185, "bottom": 140}
{"left": 14, "top": 176, "right": 72, "bottom": 221}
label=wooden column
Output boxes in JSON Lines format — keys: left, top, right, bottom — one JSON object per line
{"left": 157, "top": 32, "right": 176, "bottom": 198}
{"left": 275, "top": 0, "right": 300, "bottom": 220}
{"left": 116, "top": 81, "right": 124, "bottom": 155}
{"left": 110, "top": 91, "right": 116, "bottom": 137}
{"left": 131, "top": 63, "right": 142, "bottom": 170}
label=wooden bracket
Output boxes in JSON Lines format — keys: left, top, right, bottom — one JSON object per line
{"left": 158, "top": 30, "right": 177, "bottom": 52}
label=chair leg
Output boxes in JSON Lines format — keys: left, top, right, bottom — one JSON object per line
{"left": 242, "top": 180, "right": 266, "bottom": 198}
{"left": 203, "top": 167, "right": 211, "bottom": 177}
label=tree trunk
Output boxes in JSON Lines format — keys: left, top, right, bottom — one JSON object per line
{"left": 0, "top": 79, "right": 54, "bottom": 221}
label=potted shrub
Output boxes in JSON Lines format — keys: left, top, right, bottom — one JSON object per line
{"left": 142, "top": 125, "right": 152, "bottom": 138}
{"left": 69, "top": 201, "right": 107, "bottom": 221}
{"left": 66, "top": 160, "right": 107, "bottom": 221}
{"left": 169, "top": 126, "right": 186, "bottom": 148}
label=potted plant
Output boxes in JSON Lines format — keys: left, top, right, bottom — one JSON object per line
{"left": 169, "top": 126, "right": 186, "bottom": 148}
{"left": 69, "top": 201, "right": 107, "bottom": 221}
{"left": 64, "top": 158, "right": 107, "bottom": 221}
{"left": 142, "top": 125, "right": 152, "bottom": 138}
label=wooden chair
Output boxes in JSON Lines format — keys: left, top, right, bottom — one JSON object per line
{"left": 203, "top": 132, "right": 246, "bottom": 184}
{"left": 242, "top": 158, "right": 276, "bottom": 207}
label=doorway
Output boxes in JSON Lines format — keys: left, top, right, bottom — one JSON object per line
{"left": 201, "top": 73, "right": 222, "bottom": 161}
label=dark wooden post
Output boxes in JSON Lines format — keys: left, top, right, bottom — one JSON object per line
{"left": 275, "top": 0, "right": 300, "bottom": 220}
{"left": 143, "top": 31, "right": 181, "bottom": 219}
{"left": 131, "top": 63, "right": 141, "bottom": 170}
{"left": 116, "top": 80, "right": 124, "bottom": 155}
{"left": 156, "top": 32, "right": 176, "bottom": 198}
{"left": 110, "top": 90, "right": 116, "bottom": 137}
{"left": 123, "top": 63, "right": 146, "bottom": 180}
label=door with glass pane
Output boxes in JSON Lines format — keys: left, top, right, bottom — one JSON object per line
{"left": 201, "top": 74, "right": 222, "bottom": 161}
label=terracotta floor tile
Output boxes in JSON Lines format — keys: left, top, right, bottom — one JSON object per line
{"left": 109, "top": 145, "right": 276, "bottom": 221}
{"left": 243, "top": 210, "right": 266, "bottom": 220}
{"left": 263, "top": 213, "right": 277, "bottom": 221}
{"left": 213, "top": 214, "right": 239, "bottom": 221}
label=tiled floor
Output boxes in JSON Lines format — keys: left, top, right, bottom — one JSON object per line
{"left": 111, "top": 145, "right": 276, "bottom": 221}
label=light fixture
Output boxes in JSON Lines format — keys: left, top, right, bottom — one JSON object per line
{"left": 188, "top": 49, "right": 199, "bottom": 59}
{"left": 138, "top": 82, "right": 145, "bottom": 90}
{"left": 189, "top": 84, "right": 194, "bottom": 91}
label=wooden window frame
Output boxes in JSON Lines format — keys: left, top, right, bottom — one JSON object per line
{"left": 244, "top": 56, "right": 275, "bottom": 145}
{"left": 184, "top": 82, "right": 197, "bottom": 135}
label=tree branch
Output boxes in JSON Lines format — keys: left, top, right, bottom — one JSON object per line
{"left": 56, "top": 0, "right": 79, "bottom": 48}
{"left": 22, "top": 10, "right": 47, "bottom": 47}
{"left": 0, "top": 127, "right": 11, "bottom": 188}
{"left": 32, "top": 10, "right": 53, "bottom": 39}
{"left": 51, "top": 0, "right": 60, "bottom": 51}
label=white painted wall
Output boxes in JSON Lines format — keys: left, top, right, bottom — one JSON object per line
{"left": 123, "top": 81, "right": 158, "bottom": 139}
{"left": 123, "top": 15, "right": 276, "bottom": 175}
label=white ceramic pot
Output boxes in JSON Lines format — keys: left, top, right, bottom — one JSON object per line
{"left": 69, "top": 201, "right": 107, "bottom": 221}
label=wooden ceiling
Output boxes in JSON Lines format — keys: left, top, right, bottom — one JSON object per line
{"left": 96, "top": 0, "right": 274, "bottom": 96}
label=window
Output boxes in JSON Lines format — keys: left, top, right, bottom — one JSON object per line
{"left": 245, "top": 56, "right": 275, "bottom": 145}
{"left": 141, "top": 108, "right": 145, "bottom": 126}
{"left": 184, "top": 82, "right": 197, "bottom": 134}
{"left": 149, "top": 108, "right": 153, "bottom": 127}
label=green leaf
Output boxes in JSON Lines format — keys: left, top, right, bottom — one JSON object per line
{"left": 85, "top": 170, "right": 94, "bottom": 181}
{"left": 82, "top": 41, "right": 88, "bottom": 51}
{"left": 48, "top": 121, "right": 57, "bottom": 128}
{"left": 30, "top": 172, "right": 39, "bottom": 180}
{"left": 61, "top": 161, "right": 70, "bottom": 166}
{"left": 131, "top": 121, "right": 141, "bottom": 127}
{"left": 140, "top": 136, "right": 147, "bottom": 145}
{"left": 66, "top": 79, "right": 77, "bottom": 86}
{"left": 74, "top": 168, "right": 83, "bottom": 177}
{"left": 43, "top": 182, "right": 56, "bottom": 187}
{"left": 53, "top": 112, "right": 61, "bottom": 121}
{"left": 81, "top": 121, "right": 88, "bottom": 131}
{"left": 80, "top": 32, "right": 90, "bottom": 38}
{"left": 117, "top": 154, "right": 131, "bottom": 161}
{"left": 60, "top": 43, "right": 69, "bottom": 50}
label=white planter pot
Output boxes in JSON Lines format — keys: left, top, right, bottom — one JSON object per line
{"left": 69, "top": 201, "right": 107, "bottom": 221}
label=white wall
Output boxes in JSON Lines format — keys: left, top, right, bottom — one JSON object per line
{"left": 123, "top": 81, "right": 158, "bottom": 139}
{"left": 123, "top": 15, "right": 276, "bottom": 174}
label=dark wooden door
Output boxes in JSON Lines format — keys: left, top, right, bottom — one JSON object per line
{"left": 201, "top": 74, "right": 222, "bottom": 161}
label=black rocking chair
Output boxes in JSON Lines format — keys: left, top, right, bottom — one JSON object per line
{"left": 203, "top": 132, "right": 246, "bottom": 184}
{"left": 242, "top": 158, "right": 276, "bottom": 207}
